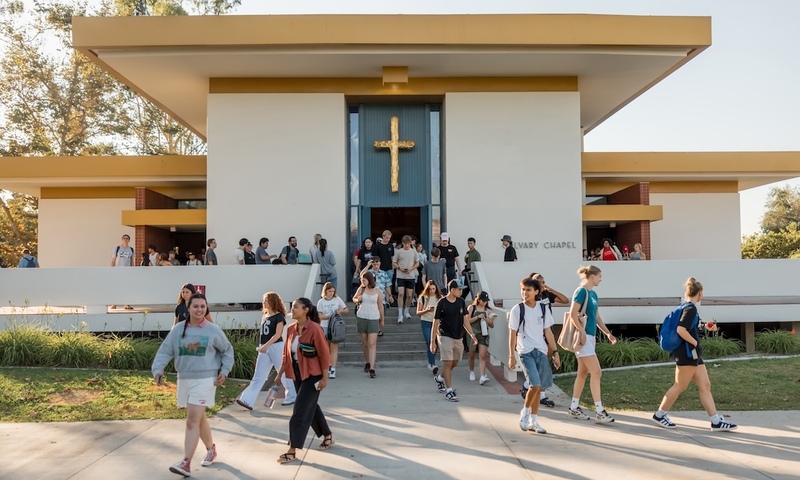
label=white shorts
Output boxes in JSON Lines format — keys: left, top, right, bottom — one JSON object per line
{"left": 177, "top": 377, "right": 216, "bottom": 408}
{"left": 575, "top": 335, "right": 597, "bottom": 358}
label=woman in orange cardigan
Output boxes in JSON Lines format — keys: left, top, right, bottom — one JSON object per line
{"left": 275, "top": 297, "right": 333, "bottom": 464}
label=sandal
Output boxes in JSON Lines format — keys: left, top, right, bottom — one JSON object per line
{"left": 319, "top": 436, "right": 335, "bottom": 450}
{"left": 277, "top": 452, "right": 297, "bottom": 464}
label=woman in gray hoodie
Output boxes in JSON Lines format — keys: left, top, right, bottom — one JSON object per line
{"left": 152, "top": 293, "right": 234, "bottom": 477}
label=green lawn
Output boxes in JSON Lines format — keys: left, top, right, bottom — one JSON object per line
{"left": 553, "top": 357, "right": 800, "bottom": 411}
{"left": 0, "top": 367, "right": 248, "bottom": 423}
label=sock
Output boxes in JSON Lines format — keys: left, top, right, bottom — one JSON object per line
{"left": 540, "top": 391, "right": 547, "bottom": 400}
{"left": 710, "top": 414, "right": 722, "bottom": 424}
{"left": 446, "top": 387, "right": 453, "bottom": 393}
{"left": 436, "top": 375, "right": 444, "bottom": 383}
{"left": 570, "top": 398, "right": 580, "bottom": 410}
{"left": 397, "top": 307, "right": 403, "bottom": 317}
{"left": 595, "top": 401, "right": 604, "bottom": 414}
{"left": 530, "top": 414, "right": 538, "bottom": 424}
{"left": 655, "top": 409, "right": 667, "bottom": 418}
{"left": 523, "top": 380, "right": 530, "bottom": 389}
{"left": 521, "top": 407, "right": 531, "bottom": 416}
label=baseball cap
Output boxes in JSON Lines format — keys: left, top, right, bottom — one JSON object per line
{"left": 478, "top": 291, "right": 490, "bottom": 303}
{"left": 447, "top": 279, "right": 461, "bottom": 291}
{"left": 441, "top": 232, "right": 450, "bottom": 241}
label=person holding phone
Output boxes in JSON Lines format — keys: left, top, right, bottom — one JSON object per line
{"left": 651, "top": 278, "right": 738, "bottom": 432}
{"left": 416, "top": 280, "right": 443, "bottom": 373}
{"left": 274, "top": 298, "right": 334, "bottom": 464}
{"left": 466, "top": 291, "right": 495, "bottom": 385}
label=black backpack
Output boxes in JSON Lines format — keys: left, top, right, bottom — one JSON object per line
{"left": 514, "top": 302, "right": 548, "bottom": 339}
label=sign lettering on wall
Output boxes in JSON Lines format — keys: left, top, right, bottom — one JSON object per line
{"left": 514, "top": 241, "right": 577, "bottom": 249}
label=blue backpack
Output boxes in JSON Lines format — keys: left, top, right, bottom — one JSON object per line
{"left": 658, "top": 302, "right": 697, "bottom": 351}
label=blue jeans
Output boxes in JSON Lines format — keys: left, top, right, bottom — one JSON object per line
{"left": 421, "top": 320, "right": 436, "bottom": 366}
{"left": 519, "top": 349, "right": 553, "bottom": 389}
{"left": 445, "top": 267, "right": 457, "bottom": 282}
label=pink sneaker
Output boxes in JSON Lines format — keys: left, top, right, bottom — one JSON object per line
{"left": 201, "top": 444, "right": 217, "bottom": 467}
{"left": 169, "top": 458, "right": 191, "bottom": 477}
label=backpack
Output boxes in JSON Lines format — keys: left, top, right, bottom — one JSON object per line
{"left": 513, "top": 302, "right": 548, "bottom": 339}
{"left": 327, "top": 313, "right": 346, "bottom": 344}
{"left": 115, "top": 246, "right": 134, "bottom": 263}
{"left": 658, "top": 302, "right": 697, "bottom": 351}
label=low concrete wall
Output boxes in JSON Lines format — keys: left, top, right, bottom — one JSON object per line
{"left": 0, "top": 264, "right": 319, "bottom": 332}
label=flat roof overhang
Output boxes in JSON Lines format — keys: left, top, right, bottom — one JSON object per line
{"left": 72, "top": 14, "right": 713, "bottom": 140}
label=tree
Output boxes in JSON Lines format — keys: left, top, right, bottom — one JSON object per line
{"left": 0, "top": 190, "right": 38, "bottom": 268}
{"left": 760, "top": 186, "right": 800, "bottom": 233}
{"left": 742, "top": 222, "right": 800, "bottom": 259}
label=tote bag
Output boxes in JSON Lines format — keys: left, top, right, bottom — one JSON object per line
{"left": 558, "top": 288, "right": 588, "bottom": 353}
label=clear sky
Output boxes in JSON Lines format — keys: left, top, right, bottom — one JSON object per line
{"left": 229, "top": 0, "right": 800, "bottom": 236}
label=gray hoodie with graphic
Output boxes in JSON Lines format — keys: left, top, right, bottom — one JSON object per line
{"left": 152, "top": 321, "right": 234, "bottom": 380}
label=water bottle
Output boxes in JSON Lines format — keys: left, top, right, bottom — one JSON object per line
{"left": 264, "top": 385, "right": 280, "bottom": 409}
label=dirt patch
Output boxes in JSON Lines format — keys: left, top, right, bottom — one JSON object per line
{"left": 48, "top": 388, "right": 102, "bottom": 406}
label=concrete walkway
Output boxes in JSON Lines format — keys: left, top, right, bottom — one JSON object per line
{"left": 1, "top": 364, "right": 798, "bottom": 480}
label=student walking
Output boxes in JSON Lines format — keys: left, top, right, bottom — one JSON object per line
{"left": 652, "top": 278, "right": 738, "bottom": 432}
{"left": 466, "top": 291, "right": 495, "bottom": 384}
{"left": 352, "top": 271, "right": 384, "bottom": 378}
{"left": 174, "top": 283, "right": 213, "bottom": 326}
{"left": 416, "top": 280, "right": 443, "bottom": 372}
{"left": 274, "top": 298, "right": 334, "bottom": 464}
{"left": 236, "top": 292, "right": 297, "bottom": 410}
{"left": 508, "top": 278, "right": 559, "bottom": 434}
{"left": 152, "top": 294, "right": 234, "bottom": 477}
{"left": 317, "top": 282, "right": 349, "bottom": 379}
{"left": 431, "top": 280, "right": 476, "bottom": 402}
{"left": 313, "top": 238, "right": 338, "bottom": 290}
{"left": 567, "top": 265, "right": 618, "bottom": 423}
{"left": 526, "top": 272, "right": 569, "bottom": 407}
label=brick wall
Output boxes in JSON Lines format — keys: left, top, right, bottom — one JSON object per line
{"left": 134, "top": 188, "right": 178, "bottom": 263}
{"left": 608, "top": 183, "right": 651, "bottom": 259}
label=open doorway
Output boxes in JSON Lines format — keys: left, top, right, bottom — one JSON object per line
{"left": 370, "top": 207, "right": 421, "bottom": 243}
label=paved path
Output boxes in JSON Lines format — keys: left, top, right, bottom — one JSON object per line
{"left": 1, "top": 365, "right": 798, "bottom": 480}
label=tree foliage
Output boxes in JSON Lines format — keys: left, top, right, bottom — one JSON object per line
{"left": 760, "top": 185, "right": 800, "bottom": 233}
{"left": 0, "top": 191, "right": 38, "bottom": 268}
{"left": 742, "top": 222, "right": 800, "bottom": 259}
{"left": 0, "top": 0, "right": 240, "bottom": 261}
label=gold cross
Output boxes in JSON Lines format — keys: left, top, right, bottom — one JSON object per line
{"left": 374, "top": 116, "right": 415, "bottom": 193}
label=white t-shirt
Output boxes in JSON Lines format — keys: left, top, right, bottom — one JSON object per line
{"left": 508, "top": 301, "right": 553, "bottom": 355}
{"left": 317, "top": 296, "right": 346, "bottom": 329}
{"left": 234, "top": 248, "right": 245, "bottom": 265}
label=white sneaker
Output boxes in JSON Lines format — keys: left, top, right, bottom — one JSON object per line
{"left": 595, "top": 410, "right": 616, "bottom": 423}
{"left": 201, "top": 444, "right": 217, "bottom": 467}
{"left": 568, "top": 407, "right": 590, "bottom": 420}
{"left": 519, "top": 414, "right": 530, "bottom": 432}
{"left": 711, "top": 419, "right": 738, "bottom": 432}
{"left": 469, "top": 371, "right": 476, "bottom": 382}
{"left": 528, "top": 420, "right": 547, "bottom": 434}
{"left": 404, "top": 309, "right": 411, "bottom": 318}
{"left": 329, "top": 369, "right": 336, "bottom": 379}
{"left": 397, "top": 315, "right": 404, "bottom": 324}
{"left": 479, "top": 375, "right": 489, "bottom": 385}
{"left": 427, "top": 364, "right": 435, "bottom": 371}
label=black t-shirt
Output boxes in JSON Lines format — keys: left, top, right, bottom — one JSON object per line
{"left": 374, "top": 240, "right": 394, "bottom": 271}
{"left": 678, "top": 304, "right": 700, "bottom": 352}
{"left": 438, "top": 244, "right": 459, "bottom": 268}
{"left": 260, "top": 313, "right": 286, "bottom": 345}
{"left": 357, "top": 246, "right": 374, "bottom": 266}
{"left": 175, "top": 303, "right": 189, "bottom": 323}
{"left": 504, "top": 246, "right": 517, "bottom": 262}
{"left": 244, "top": 250, "right": 256, "bottom": 265}
{"left": 435, "top": 296, "right": 468, "bottom": 338}
{"left": 538, "top": 290, "right": 557, "bottom": 312}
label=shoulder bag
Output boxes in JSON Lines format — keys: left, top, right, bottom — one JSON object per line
{"left": 558, "top": 287, "right": 589, "bottom": 353}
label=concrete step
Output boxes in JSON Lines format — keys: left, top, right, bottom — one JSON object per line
{"left": 335, "top": 311, "right": 433, "bottom": 364}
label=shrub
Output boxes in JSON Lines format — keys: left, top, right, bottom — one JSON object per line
{"left": 0, "top": 326, "right": 55, "bottom": 366}
{"left": 595, "top": 338, "right": 669, "bottom": 368}
{"left": 228, "top": 331, "right": 259, "bottom": 379}
{"left": 755, "top": 329, "right": 800, "bottom": 354}
{"left": 699, "top": 335, "right": 743, "bottom": 359}
{"left": 51, "top": 332, "right": 104, "bottom": 368}
{"left": 556, "top": 347, "right": 577, "bottom": 373}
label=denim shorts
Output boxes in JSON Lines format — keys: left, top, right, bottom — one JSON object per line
{"left": 519, "top": 349, "right": 553, "bottom": 389}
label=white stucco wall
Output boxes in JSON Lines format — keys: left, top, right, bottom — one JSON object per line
{"left": 206, "top": 93, "right": 348, "bottom": 282}
{"left": 650, "top": 193, "right": 741, "bottom": 259}
{"left": 443, "top": 92, "right": 583, "bottom": 261}
{"left": 38, "top": 198, "right": 135, "bottom": 267}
